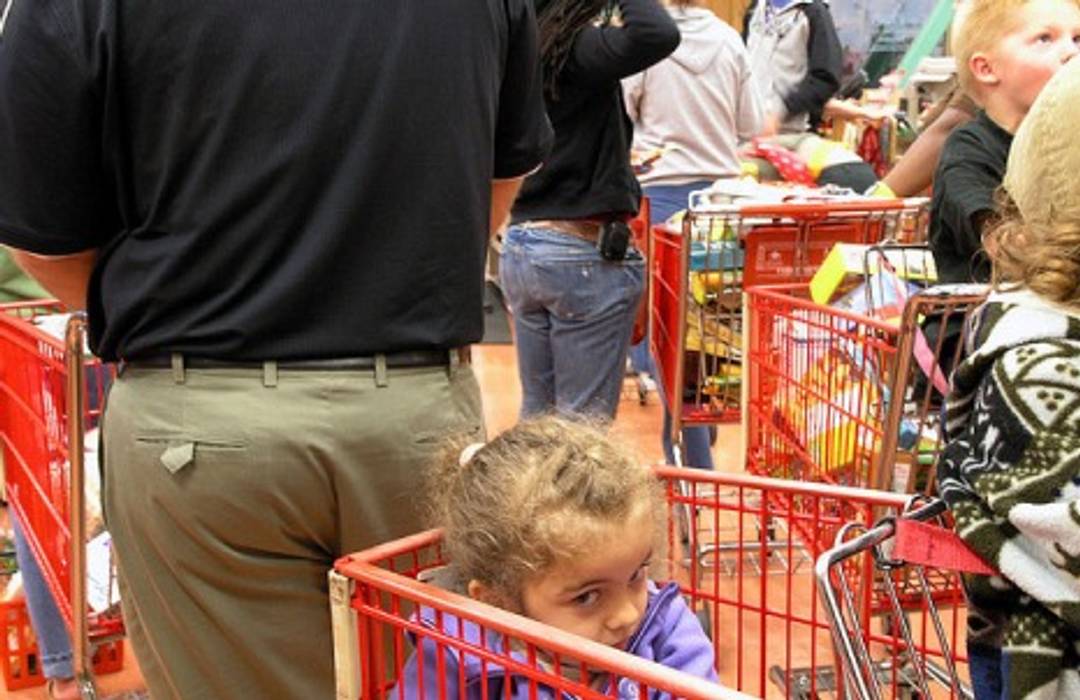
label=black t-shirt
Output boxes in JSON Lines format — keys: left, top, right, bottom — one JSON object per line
{"left": 0, "top": 1, "right": 553, "bottom": 362}
{"left": 511, "top": 0, "right": 679, "bottom": 222}
{"left": 929, "top": 110, "right": 1012, "bottom": 284}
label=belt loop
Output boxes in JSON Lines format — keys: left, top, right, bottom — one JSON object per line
{"left": 446, "top": 348, "right": 458, "bottom": 377}
{"left": 263, "top": 360, "right": 278, "bottom": 388}
{"left": 374, "top": 354, "right": 389, "bottom": 388}
{"left": 171, "top": 353, "right": 185, "bottom": 384}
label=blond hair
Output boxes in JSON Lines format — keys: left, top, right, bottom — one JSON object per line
{"left": 427, "top": 417, "right": 663, "bottom": 600}
{"left": 954, "top": 0, "right": 1080, "bottom": 97}
{"left": 987, "top": 190, "right": 1080, "bottom": 306}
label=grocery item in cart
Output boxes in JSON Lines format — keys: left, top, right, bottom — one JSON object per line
{"left": 809, "top": 242, "right": 937, "bottom": 305}
{"left": 774, "top": 346, "right": 882, "bottom": 483}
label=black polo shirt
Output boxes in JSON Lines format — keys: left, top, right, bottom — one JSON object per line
{"left": 0, "top": 1, "right": 553, "bottom": 362}
{"left": 929, "top": 110, "right": 1012, "bottom": 284}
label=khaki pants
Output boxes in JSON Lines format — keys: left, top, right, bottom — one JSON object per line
{"left": 101, "top": 358, "right": 484, "bottom": 699}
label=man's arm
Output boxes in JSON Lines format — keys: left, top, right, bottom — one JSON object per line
{"left": 490, "top": 177, "right": 526, "bottom": 236}
{"left": 8, "top": 248, "right": 96, "bottom": 311}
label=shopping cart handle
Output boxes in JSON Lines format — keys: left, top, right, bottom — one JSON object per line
{"left": 893, "top": 518, "right": 997, "bottom": 576}
{"left": 736, "top": 199, "right": 910, "bottom": 219}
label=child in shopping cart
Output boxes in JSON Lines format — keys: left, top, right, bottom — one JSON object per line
{"left": 929, "top": 0, "right": 1080, "bottom": 286}
{"left": 937, "top": 58, "right": 1080, "bottom": 699}
{"left": 396, "top": 417, "right": 717, "bottom": 699}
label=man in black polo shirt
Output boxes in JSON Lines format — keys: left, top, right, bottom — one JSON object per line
{"left": 0, "top": 2, "right": 552, "bottom": 697}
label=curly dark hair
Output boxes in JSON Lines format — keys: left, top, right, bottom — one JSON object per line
{"left": 537, "top": 0, "right": 612, "bottom": 98}
{"left": 426, "top": 416, "right": 663, "bottom": 601}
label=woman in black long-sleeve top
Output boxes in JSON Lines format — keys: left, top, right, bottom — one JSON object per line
{"left": 500, "top": 0, "right": 678, "bottom": 420}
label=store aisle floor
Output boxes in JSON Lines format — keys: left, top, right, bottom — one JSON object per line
{"left": 2, "top": 343, "right": 740, "bottom": 699}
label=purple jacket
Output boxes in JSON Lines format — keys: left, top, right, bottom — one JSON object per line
{"left": 395, "top": 581, "right": 718, "bottom": 700}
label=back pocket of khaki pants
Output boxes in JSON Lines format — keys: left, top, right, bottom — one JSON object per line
{"left": 134, "top": 436, "right": 247, "bottom": 475}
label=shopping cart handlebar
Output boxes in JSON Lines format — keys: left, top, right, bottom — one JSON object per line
{"left": 652, "top": 466, "right": 911, "bottom": 508}
{"left": 738, "top": 197, "right": 927, "bottom": 218}
{"left": 815, "top": 499, "right": 947, "bottom": 575}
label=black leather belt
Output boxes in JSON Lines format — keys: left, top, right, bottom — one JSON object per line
{"left": 123, "top": 348, "right": 470, "bottom": 371}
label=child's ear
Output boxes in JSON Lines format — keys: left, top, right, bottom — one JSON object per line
{"left": 467, "top": 579, "right": 498, "bottom": 605}
{"left": 970, "top": 52, "right": 1001, "bottom": 88}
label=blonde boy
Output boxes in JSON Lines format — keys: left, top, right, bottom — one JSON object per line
{"left": 929, "top": 0, "right": 1080, "bottom": 284}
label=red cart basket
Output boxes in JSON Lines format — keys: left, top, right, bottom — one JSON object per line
{"left": 743, "top": 276, "right": 987, "bottom": 492}
{"left": 331, "top": 467, "right": 969, "bottom": 699}
{"left": 648, "top": 195, "right": 928, "bottom": 466}
{"left": 817, "top": 498, "right": 981, "bottom": 700}
{"left": 0, "top": 305, "right": 124, "bottom": 696}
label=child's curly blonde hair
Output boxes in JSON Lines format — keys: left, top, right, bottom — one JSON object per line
{"left": 427, "top": 417, "right": 663, "bottom": 602}
{"left": 986, "top": 191, "right": 1080, "bottom": 306}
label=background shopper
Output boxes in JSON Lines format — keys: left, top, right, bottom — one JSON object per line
{"left": 623, "top": 0, "right": 763, "bottom": 467}
{"left": 501, "top": 0, "right": 679, "bottom": 420}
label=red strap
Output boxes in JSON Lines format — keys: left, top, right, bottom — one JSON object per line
{"left": 893, "top": 519, "right": 998, "bottom": 576}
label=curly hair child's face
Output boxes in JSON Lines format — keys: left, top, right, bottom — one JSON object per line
{"left": 517, "top": 507, "right": 653, "bottom": 649}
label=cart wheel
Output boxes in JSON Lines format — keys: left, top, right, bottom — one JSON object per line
{"left": 755, "top": 518, "right": 778, "bottom": 543}
{"left": 709, "top": 426, "right": 717, "bottom": 446}
{"left": 77, "top": 676, "right": 98, "bottom": 700}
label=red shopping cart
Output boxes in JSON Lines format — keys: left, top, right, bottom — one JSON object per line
{"left": 629, "top": 197, "right": 654, "bottom": 404}
{"left": 330, "top": 467, "right": 960, "bottom": 699}
{"left": 0, "top": 305, "right": 124, "bottom": 696}
{"left": 817, "top": 498, "right": 985, "bottom": 699}
{"left": 743, "top": 275, "right": 987, "bottom": 492}
{"left": 648, "top": 196, "right": 928, "bottom": 465}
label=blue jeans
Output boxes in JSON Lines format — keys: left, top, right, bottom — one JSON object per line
{"left": 500, "top": 225, "right": 644, "bottom": 419}
{"left": 633, "top": 181, "right": 716, "bottom": 469}
{"left": 11, "top": 517, "right": 74, "bottom": 680}
{"left": 968, "top": 642, "right": 1006, "bottom": 699}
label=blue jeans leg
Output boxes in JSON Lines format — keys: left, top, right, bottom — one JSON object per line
{"left": 628, "top": 339, "right": 652, "bottom": 375}
{"left": 658, "top": 383, "right": 715, "bottom": 469}
{"left": 11, "top": 517, "right": 74, "bottom": 680}
{"left": 642, "top": 181, "right": 717, "bottom": 468}
{"left": 967, "top": 642, "right": 1004, "bottom": 699}
{"left": 500, "top": 226, "right": 644, "bottom": 419}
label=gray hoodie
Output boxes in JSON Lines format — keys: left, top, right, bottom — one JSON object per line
{"left": 745, "top": 0, "right": 842, "bottom": 134}
{"left": 623, "top": 7, "right": 763, "bottom": 186}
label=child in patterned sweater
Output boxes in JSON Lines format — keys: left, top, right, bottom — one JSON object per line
{"left": 939, "top": 57, "right": 1080, "bottom": 699}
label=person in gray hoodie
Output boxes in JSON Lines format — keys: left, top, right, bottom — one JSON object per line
{"left": 744, "top": 0, "right": 842, "bottom": 135}
{"left": 622, "top": 0, "right": 763, "bottom": 471}
{"left": 624, "top": 0, "right": 764, "bottom": 198}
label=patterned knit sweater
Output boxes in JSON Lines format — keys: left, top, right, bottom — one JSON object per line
{"left": 939, "top": 290, "right": 1080, "bottom": 699}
